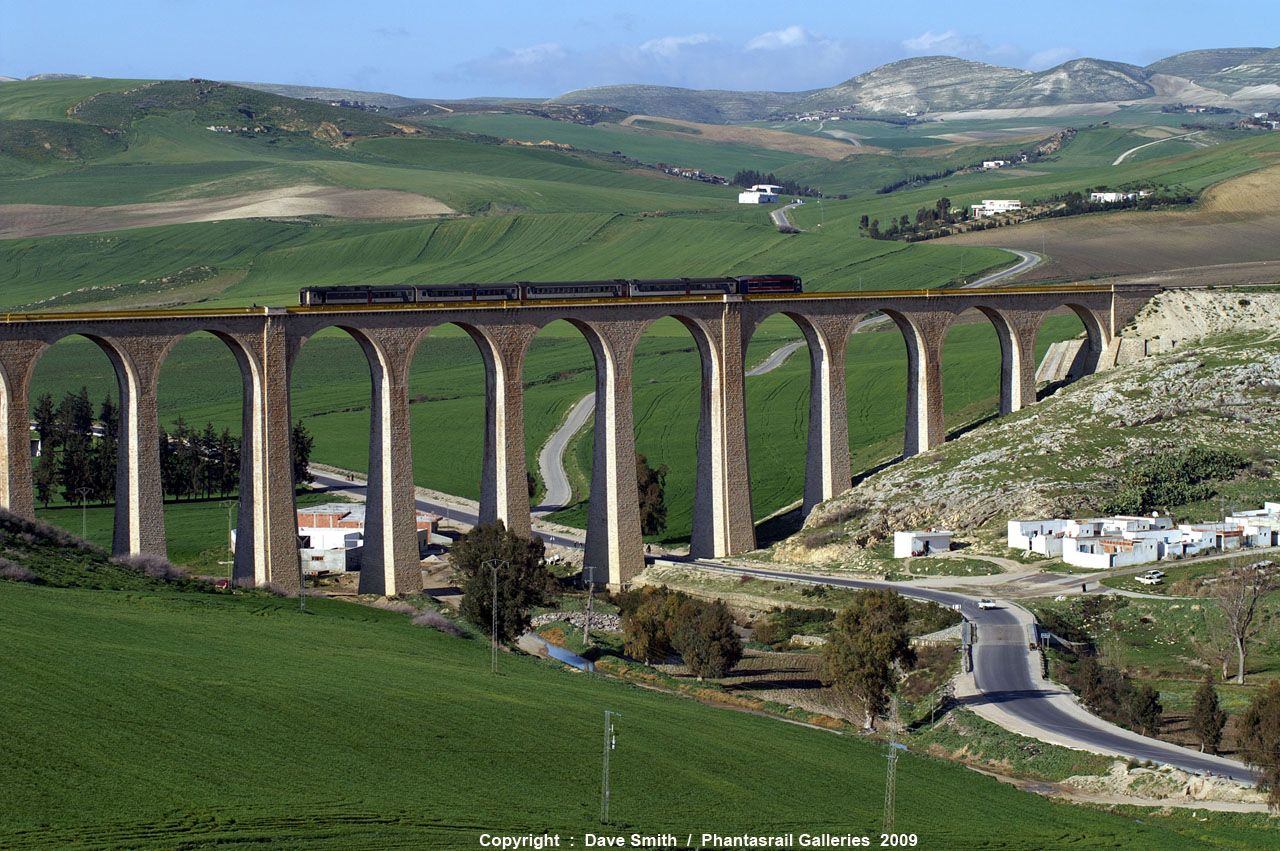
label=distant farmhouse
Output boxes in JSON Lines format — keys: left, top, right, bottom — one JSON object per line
{"left": 971, "top": 199, "right": 1022, "bottom": 218}
{"left": 1008, "top": 503, "right": 1280, "bottom": 569}
{"left": 738, "top": 184, "right": 782, "bottom": 204}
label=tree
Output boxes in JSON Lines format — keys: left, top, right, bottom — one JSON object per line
{"left": 821, "top": 589, "right": 915, "bottom": 729}
{"left": 33, "top": 452, "right": 57, "bottom": 508}
{"left": 636, "top": 452, "right": 668, "bottom": 536}
{"left": 1191, "top": 672, "right": 1227, "bottom": 754}
{"left": 32, "top": 393, "right": 56, "bottom": 448}
{"left": 1122, "top": 682, "right": 1163, "bottom": 737}
{"left": 622, "top": 588, "right": 682, "bottom": 663}
{"left": 291, "top": 420, "right": 315, "bottom": 486}
{"left": 1213, "top": 561, "right": 1278, "bottom": 684}
{"left": 453, "top": 521, "right": 555, "bottom": 643}
{"left": 1239, "top": 680, "right": 1280, "bottom": 810}
{"left": 671, "top": 597, "right": 742, "bottom": 680}
{"left": 858, "top": 214, "right": 869, "bottom": 230}
{"left": 526, "top": 471, "right": 537, "bottom": 500}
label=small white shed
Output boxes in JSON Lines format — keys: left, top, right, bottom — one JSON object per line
{"left": 894, "top": 530, "right": 953, "bottom": 558}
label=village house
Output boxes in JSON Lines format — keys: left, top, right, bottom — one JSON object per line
{"left": 970, "top": 199, "right": 1021, "bottom": 218}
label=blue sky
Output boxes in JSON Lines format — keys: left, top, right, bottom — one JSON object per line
{"left": 3, "top": 1, "right": 1276, "bottom": 97}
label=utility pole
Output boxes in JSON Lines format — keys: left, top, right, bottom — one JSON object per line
{"left": 483, "top": 558, "right": 507, "bottom": 674}
{"left": 583, "top": 565, "right": 595, "bottom": 647}
{"left": 222, "top": 500, "right": 235, "bottom": 564}
{"left": 883, "top": 695, "right": 902, "bottom": 834}
{"left": 75, "top": 483, "right": 90, "bottom": 537}
{"left": 601, "top": 709, "right": 620, "bottom": 824}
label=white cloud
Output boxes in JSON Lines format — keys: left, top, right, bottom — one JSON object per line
{"left": 901, "top": 30, "right": 987, "bottom": 55}
{"left": 746, "top": 25, "right": 812, "bottom": 51}
{"left": 639, "top": 33, "right": 716, "bottom": 59}
{"left": 1026, "top": 46, "right": 1078, "bottom": 70}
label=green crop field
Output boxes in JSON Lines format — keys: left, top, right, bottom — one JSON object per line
{"left": 5, "top": 77, "right": 1278, "bottom": 553}
{"left": 2, "top": 577, "right": 1277, "bottom": 847}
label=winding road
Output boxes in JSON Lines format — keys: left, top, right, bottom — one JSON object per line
{"left": 1112, "top": 130, "right": 1203, "bottom": 166}
{"left": 676, "top": 558, "right": 1255, "bottom": 784}
{"left": 968, "top": 249, "right": 1042, "bottom": 286}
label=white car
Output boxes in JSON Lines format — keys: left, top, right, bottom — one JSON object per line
{"left": 1145, "top": 569, "right": 1166, "bottom": 579}
{"left": 1135, "top": 574, "right": 1162, "bottom": 585}
{"left": 978, "top": 598, "right": 998, "bottom": 610}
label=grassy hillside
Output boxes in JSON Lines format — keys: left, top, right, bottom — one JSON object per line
{"left": 2, "top": 571, "right": 1277, "bottom": 846}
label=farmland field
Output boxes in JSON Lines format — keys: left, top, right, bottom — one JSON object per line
{"left": 1, "top": 579, "right": 1276, "bottom": 847}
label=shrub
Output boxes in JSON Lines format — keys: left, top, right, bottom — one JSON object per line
{"left": 0, "top": 508, "right": 101, "bottom": 553}
{"left": 412, "top": 609, "right": 467, "bottom": 638}
{"left": 671, "top": 598, "right": 742, "bottom": 680}
{"left": 0, "top": 559, "right": 39, "bottom": 584}
{"left": 753, "top": 606, "right": 835, "bottom": 648}
{"left": 111, "top": 554, "right": 188, "bottom": 583}
{"left": 260, "top": 581, "right": 293, "bottom": 597}
{"left": 1102, "top": 447, "right": 1250, "bottom": 514}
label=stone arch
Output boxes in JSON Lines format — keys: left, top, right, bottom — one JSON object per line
{"left": 878, "top": 308, "right": 952, "bottom": 458}
{"left": 155, "top": 328, "right": 266, "bottom": 586}
{"left": 1062, "top": 303, "right": 1109, "bottom": 376}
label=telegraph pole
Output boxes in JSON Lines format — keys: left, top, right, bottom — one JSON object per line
{"left": 883, "top": 695, "right": 905, "bottom": 834}
{"left": 483, "top": 558, "right": 507, "bottom": 674}
{"left": 76, "top": 487, "right": 90, "bottom": 541}
{"left": 601, "top": 709, "right": 620, "bottom": 824}
{"left": 582, "top": 565, "right": 595, "bottom": 647}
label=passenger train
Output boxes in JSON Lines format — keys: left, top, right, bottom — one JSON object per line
{"left": 297, "top": 275, "right": 802, "bottom": 306}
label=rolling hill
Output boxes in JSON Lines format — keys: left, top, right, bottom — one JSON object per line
{"left": 548, "top": 83, "right": 808, "bottom": 123}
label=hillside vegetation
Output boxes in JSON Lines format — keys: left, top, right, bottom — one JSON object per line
{"left": 779, "top": 291, "right": 1280, "bottom": 565}
{"left": 2, "top": 529, "right": 1278, "bottom": 846}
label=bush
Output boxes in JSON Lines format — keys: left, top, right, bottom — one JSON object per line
{"left": 1056, "top": 655, "right": 1163, "bottom": 736}
{"left": 111, "top": 554, "right": 188, "bottom": 583}
{"left": 753, "top": 606, "right": 835, "bottom": 648}
{"left": 671, "top": 598, "right": 742, "bottom": 680}
{"left": 412, "top": 609, "right": 467, "bottom": 638}
{"left": 0, "top": 559, "right": 39, "bottom": 584}
{"left": 1102, "top": 447, "right": 1249, "bottom": 515}
{"left": 0, "top": 508, "right": 101, "bottom": 554}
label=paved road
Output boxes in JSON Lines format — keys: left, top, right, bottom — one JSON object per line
{"left": 967, "top": 249, "right": 1042, "bottom": 287}
{"left": 770, "top": 200, "right": 803, "bottom": 231}
{"left": 672, "top": 558, "right": 1256, "bottom": 784}
{"left": 310, "top": 470, "right": 586, "bottom": 550}
{"left": 534, "top": 337, "right": 807, "bottom": 514}
{"left": 1113, "top": 130, "right": 1203, "bottom": 166}
{"left": 533, "top": 393, "right": 594, "bottom": 514}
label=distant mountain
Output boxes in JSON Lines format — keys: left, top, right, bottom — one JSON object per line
{"left": 23, "top": 73, "right": 96, "bottom": 81}
{"left": 549, "top": 47, "right": 1279, "bottom": 122}
{"left": 1202, "top": 47, "right": 1280, "bottom": 92}
{"left": 1145, "top": 48, "right": 1270, "bottom": 79}
{"left": 997, "top": 59, "right": 1153, "bottom": 107}
{"left": 798, "top": 56, "right": 1030, "bottom": 113}
{"left": 548, "top": 84, "right": 809, "bottom": 124}
{"left": 232, "top": 81, "right": 425, "bottom": 109}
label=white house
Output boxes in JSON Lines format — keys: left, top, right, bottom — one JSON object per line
{"left": 1089, "top": 191, "right": 1137, "bottom": 204}
{"left": 738, "top": 184, "right": 782, "bottom": 204}
{"left": 893, "top": 529, "right": 953, "bottom": 558}
{"left": 1008, "top": 519, "right": 1068, "bottom": 555}
{"left": 233, "top": 502, "right": 440, "bottom": 575}
{"left": 1064, "top": 535, "right": 1161, "bottom": 569}
{"left": 981, "top": 160, "right": 1008, "bottom": 170}
{"left": 1227, "top": 503, "right": 1280, "bottom": 547}
{"left": 971, "top": 199, "right": 1022, "bottom": 218}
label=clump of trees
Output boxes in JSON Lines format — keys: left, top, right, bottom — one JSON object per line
{"left": 636, "top": 452, "right": 668, "bottom": 536}
{"left": 1240, "top": 680, "right": 1280, "bottom": 810}
{"left": 31, "top": 390, "right": 314, "bottom": 506}
{"left": 453, "top": 521, "right": 557, "bottom": 643}
{"left": 1055, "top": 655, "right": 1163, "bottom": 737}
{"left": 821, "top": 589, "right": 915, "bottom": 729}
{"left": 1102, "top": 447, "right": 1250, "bottom": 516}
{"left": 619, "top": 587, "right": 742, "bottom": 679}
{"left": 1191, "top": 672, "right": 1227, "bottom": 754}
{"left": 731, "top": 169, "right": 821, "bottom": 198}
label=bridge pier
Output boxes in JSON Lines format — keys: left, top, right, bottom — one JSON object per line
{"left": 0, "top": 341, "right": 46, "bottom": 520}
{"left": 580, "top": 320, "right": 645, "bottom": 588}
{"left": 980, "top": 308, "right": 1042, "bottom": 415}
{"left": 895, "top": 311, "right": 950, "bottom": 457}
{"left": 102, "top": 335, "right": 174, "bottom": 558}
{"left": 470, "top": 324, "right": 537, "bottom": 538}
{"left": 688, "top": 310, "right": 755, "bottom": 558}
{"left": 800, "top": 316, "right": 855, "bottom": 516}
{"left": 352, "top": 327, "right": 424, "bottom": 597}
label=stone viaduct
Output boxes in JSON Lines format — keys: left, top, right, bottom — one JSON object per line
{"left": 0, "top": 284, "right": 1159, "bottom": 593}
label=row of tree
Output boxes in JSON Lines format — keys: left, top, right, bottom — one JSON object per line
{"left": 30, "top": 388, "right": 314, "bottom": 507}
{"left": 730, "top": 169, "right": 821, "bottom": 198}
{"left": 857, "top": 197, "right": 968, "bottom": 240}
{"left": 619, "top": 587, "right": 743, "bottom": 679}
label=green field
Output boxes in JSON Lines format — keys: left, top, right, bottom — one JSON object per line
{"left": 3, "top": 576, "right": 1278, "bottom": 846}
{"left": 4, "top": 77, "right": 1277, "bottom": 551}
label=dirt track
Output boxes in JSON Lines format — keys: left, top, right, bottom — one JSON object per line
{"left": 0, "top": 184, "right": 456, "bottom": 239}
{"left": 941, "top": 163, "right": 1280, "bottom": 283}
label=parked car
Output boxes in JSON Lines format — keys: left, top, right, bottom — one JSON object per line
{"left": 1144, "top": 569, "right": 1166, "bottom": 579}
{"left": 978, "top": 598, "right": 998, "bottom": 610}
{"left": 1135, "top": 574, "right": 1162, "bottom": 585}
